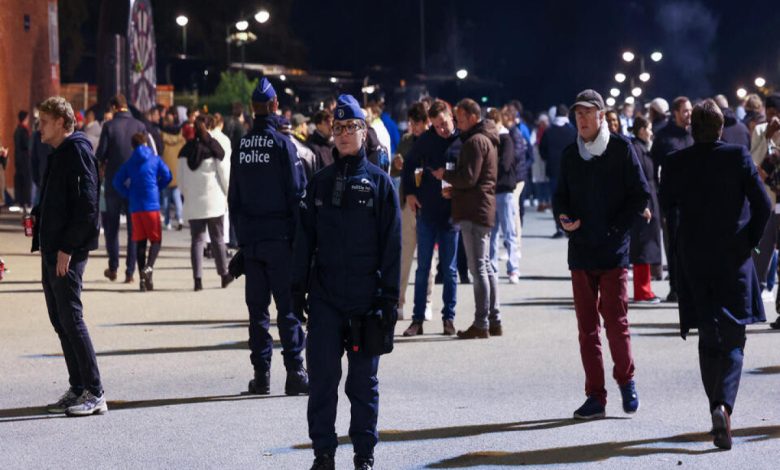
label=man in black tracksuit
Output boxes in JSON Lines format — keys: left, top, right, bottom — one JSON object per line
{"left": 294, "top": 94, "right": 401, "bottom": 470}
{"left": 32, "top": 97, "right": 106, "bottom": 417}
{"left": 228, "top": 78, "right": 309, "bottom": 396}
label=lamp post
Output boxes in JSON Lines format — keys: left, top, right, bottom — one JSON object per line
{"left": 176, "top": 15, "right": 188, "bottom": 57}
{"left": 227, "top": 10, "right": 270, "bottom": 71}
{"left": 456, "top": 69, "right": 468, "bottom": 80}
{"left": 613, "top": 50, "right": 662, "bottom": 106}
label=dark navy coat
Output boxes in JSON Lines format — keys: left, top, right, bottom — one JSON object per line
{"left": 553, "top": 134, "right": 650, "bottom": 270}
{"left": 659, "top": 142, "right": 771, "bottom": 338}
{"left": 629, "top": 138, "right": 662, "bottom": 265}
{"left": 228, "top": 115, "right": 306, "bottom": 244}
{"left": 293, "top": 148, "right": 401, "bottom": 314}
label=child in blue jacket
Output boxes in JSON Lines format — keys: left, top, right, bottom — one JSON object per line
{"left": 113, "top": 133, "right": 172, "bottom": 291}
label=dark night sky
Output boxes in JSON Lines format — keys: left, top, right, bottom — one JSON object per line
{"left": 63, "top": 0, "right": 780, "bottom": 112}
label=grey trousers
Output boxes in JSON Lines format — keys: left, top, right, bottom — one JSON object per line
{"left": 189, "top": 216, "right": 228, "bottom": 279}
{"left": 460, "top": 220, "right": 500, "bottom": 329}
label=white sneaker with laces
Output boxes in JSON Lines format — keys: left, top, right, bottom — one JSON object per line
{"left": 47, "top": 388, "right": 81, "bottom": 414}
{"left": 66, "top": 391, "right": 108, "bottom": 417}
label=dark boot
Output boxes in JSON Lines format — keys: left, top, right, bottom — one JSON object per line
{"left": 142, "top": 266, "right": 154, "bottom": 291}
{"left": 402, "top": 321, "right": 423, "bottom": 337}
{"left": 310, "top": 453, "right": 335, "bottom": 470}
{"left": 221, "top": 274, "right": 234, "bottom": 288}
{"left": 285, "top": 368, "right": 309, "bottom": 396}
{"left": 489, "top": 323, "right": 503, "bottom": 336}
{"left": 194, "top": 278, "right": 203, "bottom": 291}
{"left": 711, "top": 405, "right": 732, "bottom": 450}
{"left": 354, "top": 455, "right": 374, "bottom": 470}
{"left": 442, "top": 319, "right": 455, "bottom": 336}
{"left": 456, "top": 325, "right": 489, "bottom": 339}
{"left": 248, "top": 370, "right": 270, "bottom": 395}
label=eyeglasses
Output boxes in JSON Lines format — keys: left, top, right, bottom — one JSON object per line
{"left": 332, "top": 122, "right": 365, "bottom": 136}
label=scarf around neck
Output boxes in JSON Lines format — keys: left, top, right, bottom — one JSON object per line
{"left": 577, "top": 118, "right": 610, "bottom": 161}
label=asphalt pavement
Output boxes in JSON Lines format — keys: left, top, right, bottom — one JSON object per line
{"left": 1, "top": 207, "right": 778, "bottom": 469}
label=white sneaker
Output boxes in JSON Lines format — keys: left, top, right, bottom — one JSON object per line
{"left": 46, "top": 388, "right": 81, "bottom": 414}
{"left": 508, "top": 273, "right": 520, "bottom": 284}
{"left": 66, "top": 390, "right": 108, "bottom": 417}
{"left": 762, "top": 289, "right": 774, "bottom": 302}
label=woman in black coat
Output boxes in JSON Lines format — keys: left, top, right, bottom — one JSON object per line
{"left": 629, "top": 116, "right": 662, "bottom": 302}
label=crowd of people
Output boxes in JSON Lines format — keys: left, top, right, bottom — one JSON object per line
{"left": 3, "top": 78, "right": 780, "bottom": 467}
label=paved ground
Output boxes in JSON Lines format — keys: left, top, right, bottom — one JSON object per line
{"left": 1, "top": 208, "right": 778, "bottom": 469}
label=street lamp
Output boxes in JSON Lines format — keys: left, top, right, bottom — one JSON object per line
{"left": 631, "top": 87, "right": 642, "bottom": 97}
{"left": 329, "top": 77, "right": 338, "bottom": 84}
{"left": 625, "top": 96, "right": 636, "bottom": 105}
{"left": 639, "top": 72, "right": 650, "bottom": 82}
{"left": 254, "top": 9, "right": 270, "bottom": 24}
{"left": 736, "top": 88, "right": 747, "bottom": 99}
{"left": 615, "top": 73, "right": 626, "bottom": 83}
{"left": 236, "top": 20, "right": 249, "bottom": 31}
{"left": 610, "top": 88, "right": 620, "bottom": 97}
{"left": 279, "top": 74, "right": 287, "bottom": 81}
{"left": 606, "top": 97, "right": 616, "bottom": 107}
{"left": 175, "top": 15, "right": 188, "bottom": 56}
{"left": 755, "top": 77, "right": 767, "bottom": 87}
{"left": 622, "top": 51, "right": 635, "bottom": 62}
{"left": 650, "top": 51, "right": 663, "bottom": 62}
{"left": 456, "top": 69, "right": 468, "bottom": 80}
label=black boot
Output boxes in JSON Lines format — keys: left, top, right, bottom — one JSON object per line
{"left": 354, "top": 455, "right": 374, "bottom": 470}
{"left": 248, "top": 370, "right": 270, "bottom": 395}
{"left": 194, "top": 278, "right": 203, "bottom": 291}
{"left": 285, "top": 367, "right": 309, "bottom": 396}
{"left": 310, "top": 453, "right": 335, "bottom": 470}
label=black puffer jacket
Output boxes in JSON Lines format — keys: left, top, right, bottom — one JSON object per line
{"left": 495, "top": 128, "right": 517, "bottom": 193}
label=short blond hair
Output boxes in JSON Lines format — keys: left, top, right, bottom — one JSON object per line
{"left": 38, "top": 96, "right": 76, "bottom": 132}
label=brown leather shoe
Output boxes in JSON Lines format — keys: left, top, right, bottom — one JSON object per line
{"left": 711, "top": 405, "right": 732, "bottom": 450}
{"left": 402, "top": 321, "right": 423, "bottom": 337}
{"left": 489, "top": 324, "right": 503, "bottom": 336}
{"left": 123, "top": 274, "right": 134, "bottom": 284}
{"left": 104, "top": 268, "right": 117, "bottom": 281}
{"left": 442, "top": 320, "right": 456, "bottom": 336}
{"left": 456, "top": 325, "right": 489, "bottom": 339}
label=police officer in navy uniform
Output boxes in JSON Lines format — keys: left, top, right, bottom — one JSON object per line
{"left": 294, "top": 95, "right": 401, "bottom": 470}
{"left": 228, "top": 78, "right": 309, "bottom": 395}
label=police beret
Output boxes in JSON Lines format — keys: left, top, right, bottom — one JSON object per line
{"left": 334, "top": 94, "right": 366, "bottom": 121}
{"left": 252, "top": 77, "right": 277, "bottom": 103}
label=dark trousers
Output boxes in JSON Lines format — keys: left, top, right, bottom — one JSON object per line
{"left": 14, "top": 171, "right": 32, "bottom": 207}
{"left": 244, "top": 240, "right": 305, "bottom": 373}
{"left": 103, "top": 194, "right": 137, "bottom": 276}
{"left": 698, "top": 315, "right": 746, "bottom": 414}
{"left": 41, "top": 250, "right": 102, "bottom": 395}
{"left": 307, "top": 298, "right": 380, "bottom": 458}
{"left": 571, "top": 268, "right": 635, "bottom": 405}
{"left": 189, "top": 216, "right": 228, "bottom": 278}
{"left": 661, "top": 209, "right": 679, "bottom": 294}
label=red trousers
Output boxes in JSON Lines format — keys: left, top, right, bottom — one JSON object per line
{"left": 571, "top": 268, "right": 635, "bottom": 405}
{"left": 632, "top": 263, "right": 655, "bottom": 300}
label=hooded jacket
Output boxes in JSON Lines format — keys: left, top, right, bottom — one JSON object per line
{"left": 179, "top": 132, "right": 230, "bottom": 221}
{"left": 112, "top": 144, "right": 172, "bottom": 213}
{"left": 444, "top": 120, "right": 499, "bottom": 227}
{"left": 306, "top": 130, "right": 335, "bottom": 168}
{"left": 31, "top": 132, "right": 100, "bottom": 254}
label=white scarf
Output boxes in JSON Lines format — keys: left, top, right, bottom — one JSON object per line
{"left": 577, "top": 118, "right": 610, "bottom": 161}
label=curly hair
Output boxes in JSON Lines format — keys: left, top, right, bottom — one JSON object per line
{"left": 38, "top": 96, "right": 76, "bottom": 132}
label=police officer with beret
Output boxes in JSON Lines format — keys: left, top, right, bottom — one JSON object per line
{"left": 228, "top": 78, "right": 309, "bottom": 396}
{"left": 293, "top": 95, "right": 401, "bottom": 470}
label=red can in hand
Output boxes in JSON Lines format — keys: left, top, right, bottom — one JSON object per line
{"left": 0, "top": 258, "right": 5, "bottom": 281}
{"left": 23, "top": 215, "right": 33, "bottom": 237}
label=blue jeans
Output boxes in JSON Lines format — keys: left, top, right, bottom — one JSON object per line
{"left": 413, "top": 217, "right": 458, "bottom": 321}
{"left": 490, "top": 192, "right": 520, "bottom": 276}
{"left": 160, "top": 186, "right": 183, "bottom": 225}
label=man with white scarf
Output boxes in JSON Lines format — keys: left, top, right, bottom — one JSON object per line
{"left": 553, "top": 89, "right": 651, "bottom": 420}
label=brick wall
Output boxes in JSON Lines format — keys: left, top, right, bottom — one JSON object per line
{"left": 0, "top": 0, "right": 60, "bottom": 195}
